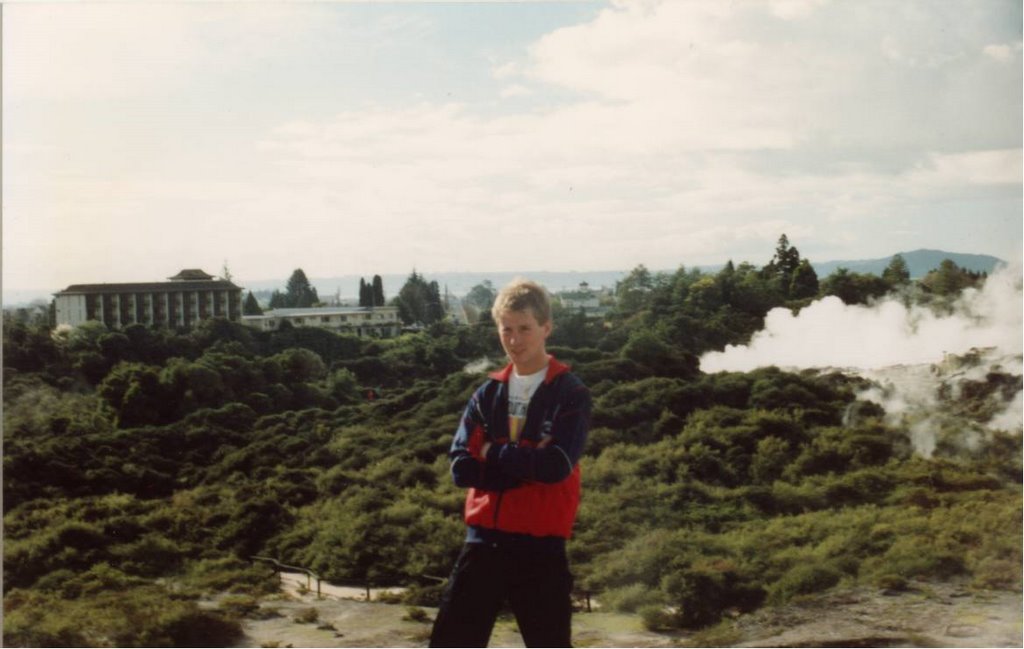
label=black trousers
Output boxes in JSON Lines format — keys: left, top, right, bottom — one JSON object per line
{"left": 429, "top": 543, "right": 574, "bottom": 648}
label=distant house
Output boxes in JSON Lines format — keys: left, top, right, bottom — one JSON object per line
{"left": 53, "top": 269, "right": 242, "bottom": 330}
{"left": 557, "top": 281, "right": 610, "bottom": 317}
{"left": 242, "top": 306, "right": 400, "bottom": 338}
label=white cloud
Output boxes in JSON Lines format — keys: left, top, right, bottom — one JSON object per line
{"left": 2, "top": 0, "right": 1021, "bottom": 293}
{"left": 908, "top": 150, "right": 1023, "bottom": 187}
{"left": 500, "top": 84, "right": 533, "bottom": 98}
{"left": 768, "top": 0, "right": 829, "bottom": 20}
{"left": 983, "top": 42, "right": 1022, "bottom": 62}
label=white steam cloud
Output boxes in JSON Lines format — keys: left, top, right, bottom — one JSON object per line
{"left": 699, "top": 265, "right": 1023, "bottom": 455}
{"left": 700, "top": 264, "right": 1022, "bottom": 372}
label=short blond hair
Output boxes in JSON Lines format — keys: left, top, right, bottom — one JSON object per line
{"left": 491, "top": 278, "right": 552, "bottom": 325}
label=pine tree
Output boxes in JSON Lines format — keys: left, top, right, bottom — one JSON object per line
{"left": 285, "top": 269, "right": 319, "bottom": 307}
{"left": 762, "top": 234, "right": 804, "bottom": 298}
{"left": 269, "top": 290, "right": 286, "bottom": 309}
{"left": 359, "top": 278, "right": 371, "bottom": 307}
{"left": 789, "top": 259, "right": 819, "bottom": 299}
{"left": 243, "top": 291, "right": 263, "bottom": 315}
{"left": 372, "top": 275, "right": 385, "bottom": 307}
{"left": 882, "top": 254, "right": 911, "bottom": 286}
{"left": 394, "top": 271, "right": 445, "bottom": 325}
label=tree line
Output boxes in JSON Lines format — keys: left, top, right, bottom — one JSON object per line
{"left": 2, "top": 236, "right": 1016, "bottom": 646}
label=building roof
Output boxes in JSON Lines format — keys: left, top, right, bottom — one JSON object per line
{"left": 252, "top": 306, "right": 397, "bottom": 318}
{"left": 169, "top": 269, "right": 216, "bottom": 281}
{"left": 56, "top": 279, "right": 241, "bottom": 295}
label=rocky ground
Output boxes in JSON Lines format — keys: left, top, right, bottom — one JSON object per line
{"left": 233, "top": 576, "right": 1021, "bottom": 648}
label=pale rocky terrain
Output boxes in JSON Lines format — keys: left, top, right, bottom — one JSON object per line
{"left": 234, "top": 574, "right": 1021, "bottom": 648}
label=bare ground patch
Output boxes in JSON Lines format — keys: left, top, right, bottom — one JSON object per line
{"left": 234, "top": 578, "right": 1020, "bottom": 648}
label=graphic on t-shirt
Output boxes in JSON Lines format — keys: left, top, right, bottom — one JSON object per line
{"left": 508, "top": 394, "right": 530, "bottom": 442}
{"left": 508, "top": 366, "right": 546, "bottom": 443}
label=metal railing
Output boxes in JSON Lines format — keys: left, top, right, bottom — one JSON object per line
{"left": 251, "top": 555, "right": 322, "bottom": 599}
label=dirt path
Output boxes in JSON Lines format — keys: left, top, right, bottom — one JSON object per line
{"left": 277, "top": 570, "right": 407, "bottom": 602}
{"left": 733, "top": 581, "right": 1022, "bottom": 648}
{"left": 236, "top": 577, "right": 1021, "bottom": 648}
{"left": 237, "top": 573, "right": 669, "bottom": 648}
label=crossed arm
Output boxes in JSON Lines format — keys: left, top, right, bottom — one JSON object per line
{"left": 449, "top": 382, "right": 591, "bottom": 490}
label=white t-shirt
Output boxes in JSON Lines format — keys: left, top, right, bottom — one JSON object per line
{"left": 508, "top": 364, "right": 547, "bottom": 442}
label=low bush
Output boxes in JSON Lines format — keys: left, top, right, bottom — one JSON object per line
{"left": 598, "top": 583, "right": 665, "bottom": 613}
{"left": 218, "top": 593, "right": 261, "bottom": 618}
{"left": 638, "top": 604, "right": 676, "bottom": 632}
{"left": 2, "top": 584, "right": 242, "bottom": 647}
{"left": 293, "top": 607, "right": 319, "bottom": 624}
{"left": 403, "top": 606, "right": 432, "bottom": 623}
{"left": 767, "top": 562, "right": 843, "bottom": 604}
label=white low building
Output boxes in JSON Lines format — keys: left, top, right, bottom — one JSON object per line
{"left": 242, "top": 306, "right": 400, "bottom": 338}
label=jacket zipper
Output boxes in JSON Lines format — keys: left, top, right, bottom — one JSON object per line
{"left": 492, "top": 491, "right": 504, "bottom": 527}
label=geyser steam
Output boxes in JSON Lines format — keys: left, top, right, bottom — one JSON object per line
{"left": 699, "top": 264, "right": 1023, "bottom": 455}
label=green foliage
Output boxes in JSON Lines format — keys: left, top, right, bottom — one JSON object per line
{"left": 598, "top": 583, "right": 666, "bottom": 613}
{"left": 766, "top": 561, "right": 843, "bottom": 604}
{"left": 464, "top": 280, "right": 497, "bottom": 317}
{"left": 271, "top": 268, "right": 320, "bottom": 308}
{"left": 639, "top": 604, "right": 676, "bottom": 632}
{"left": 882, "top": 254, "right": 911, "bottom": 286}
{"left": 394, "top": 270, "right": 445, "bottom": 325}
{"left": 920, "top": 259, "right": 985, "bottom": 296}
{"left": 2, "top": 253, "right": 1019, "bottom": 640}
{"left": 293, "top": 607, "right": 320, "bottom": 624}
{"left": 243, "top": 291, "right": 263, "bottom": 315}
{"left": 3, "top": 584, "right": 242, "bottom": 647}
{"left": 218, "top": 593, "right": 261, "bottom": 618}
{"left": 403, "top": 606, "right": 432, "bottom": 623}
{"left": 819, "top": 268, "right": 891, "bottom": 305}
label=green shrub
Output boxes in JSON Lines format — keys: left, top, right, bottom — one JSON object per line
{"left": 767, "top": 562, "right": 843, "bottom": 604}
{"left": 599, "top": 583, "right": 665, "bottom": 613}
{"left": 862, "top": 538, "right": 966, "bottom": 582}
{"left": 874, "top": 573, "right": 909, "bottom": 591}
{"left": 183, "top": 557, "right": 280, "bottom": 596}
{"left": 970, "top": 557, "right": 1021, "bottom": 590}
{"left": 663, "top": 558, "right": 765, "bottom": 629}
{"left": 293, "top": 607, "right": 319, "bottom": 624}
{"left": 638, "top": 604, "right": 676, "bottom": 632}
{"left": 685, "top": 620, "right": 744, "bottom": 647}
{"left": 2, "top": 584, "right": 242, "bottom": 647}
{"left": 402, "top": 583, "right": 446, "bottom": 607}
{"left": 403, "top": 606, "right": 431, "bottom": 623}
{"left": 218, "top": 594, "right": 261, "bottom": 618}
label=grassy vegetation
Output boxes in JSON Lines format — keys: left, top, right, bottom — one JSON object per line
{"left": 4, "top": 253, "right": 1019, "bottom": 643}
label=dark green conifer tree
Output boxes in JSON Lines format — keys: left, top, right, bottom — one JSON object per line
{"left": 285, "top": 269, "right": 319, "bottom": 307}
{"left": 882, "top": 254, "right": 911, "bottom": 286}
{"left": 372, "top": 275, "right": 386, "bottom": 307}
{"left": 243, "top": 291, "right": 263, "bottom": 315}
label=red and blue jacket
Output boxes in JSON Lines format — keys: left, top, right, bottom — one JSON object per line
{"left": 450, "top": 357, "right": 591, "bottom": 541}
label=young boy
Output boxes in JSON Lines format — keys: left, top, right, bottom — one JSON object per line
{"left": 430, "top": 278, "right": 591, "bottom": 648}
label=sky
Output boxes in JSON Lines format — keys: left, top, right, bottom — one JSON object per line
{"left": 3, "top": 0, "right": 1022, "bottom": 299}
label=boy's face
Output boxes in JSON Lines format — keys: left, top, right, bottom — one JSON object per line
{"left": 497, "top": 308, "right": 552, "bottom": 374}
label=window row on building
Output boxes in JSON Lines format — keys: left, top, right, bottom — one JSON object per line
{"left": 241, "top": 306, "right": 400, "bottom": 338}
{"left": 54, "top": 269, "right": 242, "bottom": 330}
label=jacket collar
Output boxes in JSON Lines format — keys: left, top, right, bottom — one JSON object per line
{"left": 489, "top": 355, "right": 569, "bottom": 385}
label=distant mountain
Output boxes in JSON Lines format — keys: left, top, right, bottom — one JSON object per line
{"left": 809, "top": 249, "right": 1005, "bottom": 279}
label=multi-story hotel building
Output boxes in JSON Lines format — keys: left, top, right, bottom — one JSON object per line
{"left": 54, "top": 269, "right": 242, "bottom": 330}
{"left": 242, "top": 306, "right": 400, "bottom": 338}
